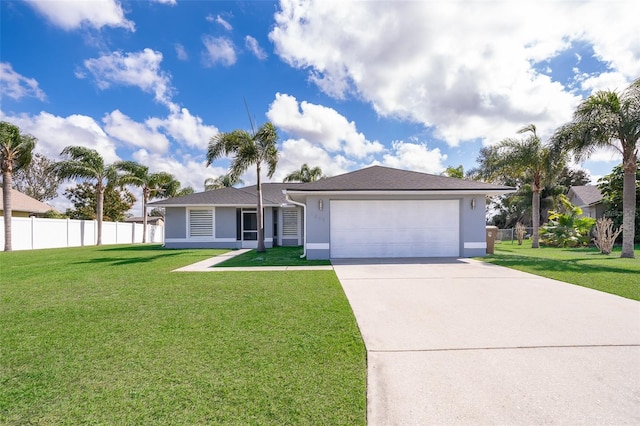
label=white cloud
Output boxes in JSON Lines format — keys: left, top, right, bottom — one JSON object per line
{"left": 24, "top": 0, "right": 134, "bottom": 31}
{"left": 270, "top": 0, "right": 638, "bottom": 147}
{"left": 576, "top": 72, "right": 631, "bottom": 94}
{"left": 0, "top": 110, "right": 119, "bottom": 164}
{"left": 146, "top": 108, "right": 219, "bottom": 149}
{"left": 245, "top": 36, "right": 267, "bottom": 60}
{"left": 215, "top": 15, "right": 233, "bottom": 31}
{"left": 202, "top": 36, "right": 236, "bottom": 67}
{"left": 81, "top": 49, "right": 175, "bottom": 110}
{"left": 103, "top": 110, "right": 170, "bottom": 153}
{"left": 0, "top": 62, "right": 46, "bottom": 101}
{"left": 267, "top": 93, "right": 384, "bottom": 159}
{"left": 272, "top": 138, "right": 353, "bottom": 182}
{"left": 151, "top": 0, "right": 176, "bottom": 5}
{"left": 174, "top": 43, "right": 188, "bottom": 61}
{"left": 378, "top": 141, "right": 447, "bottom": 175}
{"left": 131, "top": 149, "right": 225, "bottom": 193}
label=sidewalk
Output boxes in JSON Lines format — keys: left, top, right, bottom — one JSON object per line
{"left": 172, "top": 249, "right": 334, "bottom": 272}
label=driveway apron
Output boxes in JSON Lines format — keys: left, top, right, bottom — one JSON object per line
{"left": 332, "top": 258, "right": 640, "bottom": 425}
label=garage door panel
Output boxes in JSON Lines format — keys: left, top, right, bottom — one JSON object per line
{"left": 330, "top": 200, "right": 459, "bottom": 258}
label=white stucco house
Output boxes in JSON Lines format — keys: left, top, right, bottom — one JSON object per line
{"left": 151, "top": 166, "right": 514, "bottom": 259}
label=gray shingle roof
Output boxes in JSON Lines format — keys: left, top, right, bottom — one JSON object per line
{"left": 150, "top": 183, "right": 305, "bottom": 206}
{"left": 286, "top": 165, "right": 514, "bottom": 192}
{"left": 0, "top": 188, "right": 54, "bottom": 214}
{"left": 568, "top": 185, "right": 603, "bottom": 206}
{"left": 151, "top": 166, "right": 513, "bottom": 207}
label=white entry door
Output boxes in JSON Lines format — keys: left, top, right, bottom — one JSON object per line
{"left": 330, "top": 200, "right": 460, "bottom": 258}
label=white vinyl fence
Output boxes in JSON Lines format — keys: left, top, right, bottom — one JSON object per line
{"left": 0, "top": 217, "right": 164, "bottom": 251}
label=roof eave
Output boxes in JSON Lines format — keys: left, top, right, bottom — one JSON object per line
{"left": 147, "top": 203, "right": 281, "bottom": 208}
{"left": 285, "top": 189, "right": 516, "bottom": 196}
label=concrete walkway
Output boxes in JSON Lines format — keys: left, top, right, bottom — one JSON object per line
{"left": 172, "top": 249, "right": 334, "bottom": 272}
{"left": 332, "top": 257, "right": 640, "bottom": 425}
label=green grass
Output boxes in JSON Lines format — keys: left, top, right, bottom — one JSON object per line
{"left": 0, "top": 245, "right": 365, "bottom": 425}
{"left": 215, "top": 246, "right": 332, "bottom": 267}
{"left": 482, "top": 243, "right": 640, "bottom": 301}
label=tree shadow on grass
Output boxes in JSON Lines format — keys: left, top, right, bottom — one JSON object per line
{"left": 98, "top": 244, "right": 165, "bottom": 252}
{"left": 74, "top": 251, "right": 184, "bottom": 266}
{"left": 84, "top": 245, "right": 225, "bottom": 266}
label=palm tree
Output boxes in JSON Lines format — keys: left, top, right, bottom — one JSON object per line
{"left": 204, "top": 174, "right": 243, "bottom": 190}
{"left": 115, "top": 161, "right": 180, "bottom": 243}
{"left": 52, "top": 146, "right": 116, "bottom": 246}
{"left": 0, "top": 121, "right": 36, "bottom": 251}
{"left": 283, "top": 163, "right": 323, "bottom": 183}
{"left": 442, "top": 165, "right": 464, "bottom": 179}
{"left": 175, "top": 186, "right": 195, "bottom": 196}
{"left": 207, "top": 122, "right": 279, "bottom": 252}
{"left": 478, "top": 124, "right": 566, "bottom": 248}
{"left": 552, "top": 78, "right": 639, "bottom": 258}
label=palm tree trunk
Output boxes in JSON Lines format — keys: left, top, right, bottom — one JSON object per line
{"left": 142, "top": 188, "right": 149, "bottom": 244}
{"left": 532, "top": 189, "right": 540, "bottom": 248}
{"left": 2, "top": 170, "right": 13, "bottom": 251}
{"left": 256, "top": 163, "right": 265, "bottom": 253}
{"left": 620, "top": 161, "right": 636, "bottom": 258}
{"left": 96, "top": 182, "right": 104, "bottom": 246}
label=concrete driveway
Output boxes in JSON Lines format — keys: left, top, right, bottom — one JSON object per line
{"left": 332, "top": 258, "right": 640, "bottom": 425}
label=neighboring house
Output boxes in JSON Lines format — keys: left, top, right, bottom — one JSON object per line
{"left": 125, "top": 216, "right": 165, "bottom": 227}
{"left": 153, "top": 166, "right": 513, "bottom": 259}
{"left": 567, "top": 185, "right": 605, "bottom": 219}
{"left": 0, "top": 188, "right": 55, "bottom": 217}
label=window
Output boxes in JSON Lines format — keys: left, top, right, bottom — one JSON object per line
{"left": 189, "top": 209, "right": 213, "bottom": 237}
{"left": 282, "top": 209, "right": 298, "bottom": 237}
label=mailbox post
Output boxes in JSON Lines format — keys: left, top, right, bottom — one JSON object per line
{"left": 486, "top": 226, "right": 498, "bottom": 254}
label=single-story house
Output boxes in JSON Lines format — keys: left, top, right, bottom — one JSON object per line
{"left": 151, "top": 166, "right": 514, "bottom": 259}
{"left": 125, "top": 216, "right": 165, "bottom": 227}
{"left": 567, "top": 185, "right": 605, "bottom": 219}
{"left": 0, "top": 188, "right": 56, "bottom": 218}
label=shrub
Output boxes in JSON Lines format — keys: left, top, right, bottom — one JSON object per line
{"left": 541, "top": 195, "right": 596, "bottom": 247}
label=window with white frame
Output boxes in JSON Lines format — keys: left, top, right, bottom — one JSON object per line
{"left": 189, "top": 209, "right": 214, "bottom": 237}
{"left": 282, "top": 209, "right": 298, "bottom": 237}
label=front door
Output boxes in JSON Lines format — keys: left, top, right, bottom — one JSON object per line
{"left": 242, "top": 210, "right": 258, "bottom": 248}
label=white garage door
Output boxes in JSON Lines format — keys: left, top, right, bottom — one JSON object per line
{"left": 330, "top": 200, "right": 460, "bottom": 258}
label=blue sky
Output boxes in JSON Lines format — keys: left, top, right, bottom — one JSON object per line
{"left": 1, "top": 0, "right": 638, "bottom": 214}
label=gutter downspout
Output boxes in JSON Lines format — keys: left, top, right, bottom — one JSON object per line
{"left": 283, "top": 190, "right": 306, "bottom": 258}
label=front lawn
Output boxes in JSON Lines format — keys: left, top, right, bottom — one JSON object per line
{"left": 215, "top": 246, "right": 332, "bottom": 267}
{"left": 483, "top": 243, "right": 640, "bottom": 301}
{"left": 0, "top": 245, "right": 366, "bottom": 425}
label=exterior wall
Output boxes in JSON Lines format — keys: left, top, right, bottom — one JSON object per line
{"left": 300, "top": 193, "right": 488, "bottom": 260}
{"left": 163, "top": 206, "right": 275, "bottom": 249}
{"left": 165, "top": 207, "right": 186, "bottom": 239}
{"left": 460, "top": 195, "right": 487, "bottom": 257}
{"left": 215, "top": 207, "right": 237, "bottom": 239}
{"left": 305, "top": 195, "right": 330, "bottom": 260}
{"left": 583, "top": 203, "right": 606, "bottom": 219}
{"left": 263, "top": 207, "right": 273, "bottom": 246}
